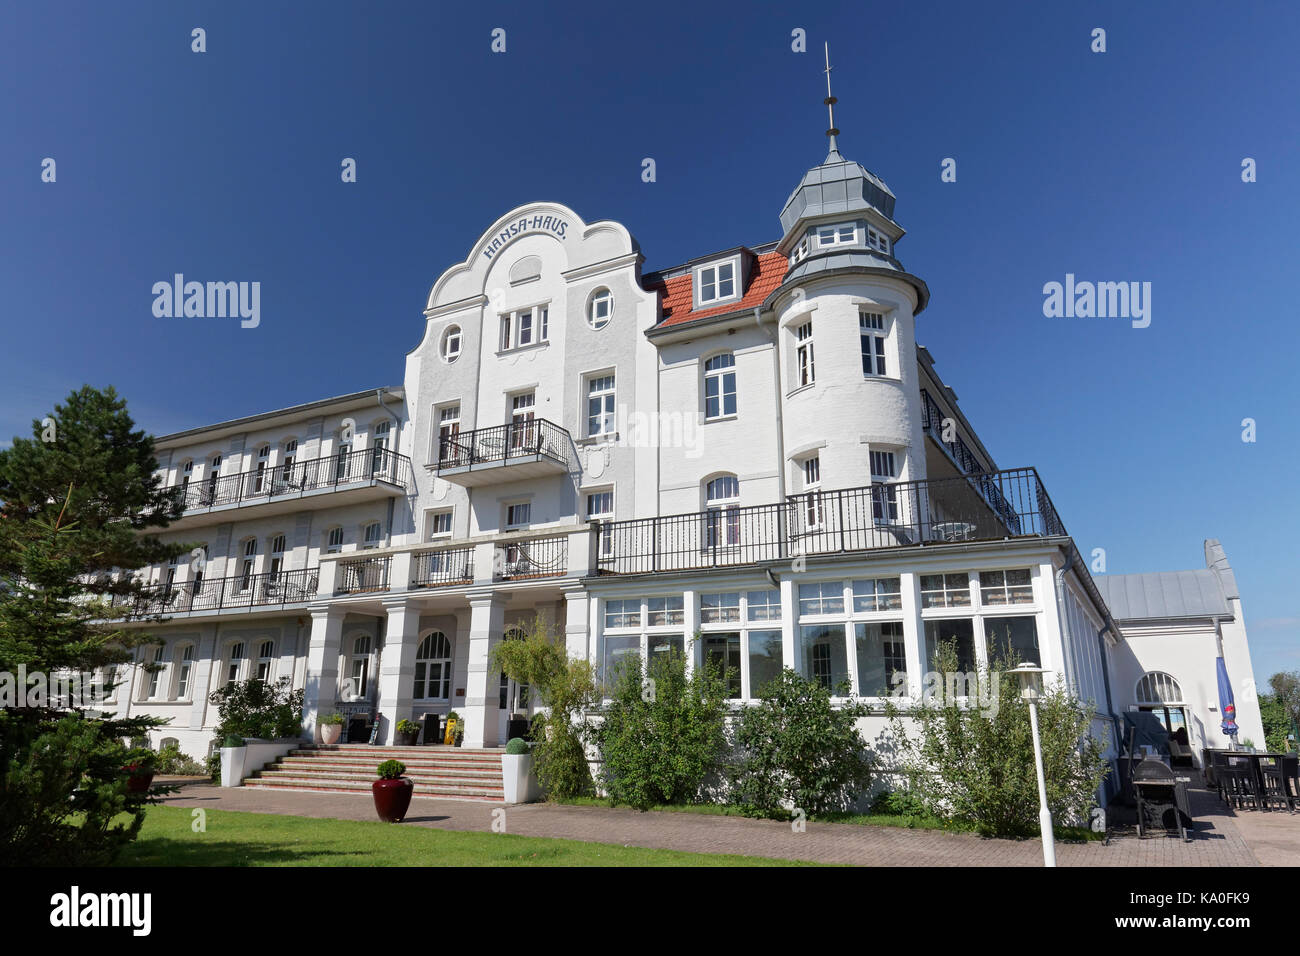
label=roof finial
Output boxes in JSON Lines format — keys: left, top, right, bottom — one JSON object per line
{"left": 823, "top": 41, "right": 842, "bottom": 161}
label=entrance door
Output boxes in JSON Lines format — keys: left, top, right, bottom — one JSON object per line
{"left": 497, "top": 626, "right": 530, "bottom": 744}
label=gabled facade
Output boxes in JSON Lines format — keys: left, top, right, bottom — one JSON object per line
{"left": 100, "top": 132, "right": 1261, "bottom": 807}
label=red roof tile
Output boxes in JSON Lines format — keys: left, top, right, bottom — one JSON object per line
{"left": 645, "top": 251, "right": 788, "bottom": 329}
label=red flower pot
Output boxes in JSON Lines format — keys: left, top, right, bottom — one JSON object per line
{"left": 124, "top": 769, "right": 155, "bottom": 794}
{"left": 372, "top": 778, "right": 415, "bottom": 822}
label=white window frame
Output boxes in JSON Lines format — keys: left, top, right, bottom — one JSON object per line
{"left": 816, "top": 222, "right": 857, "bottom": 248}
{"left": 585, "top": 372, "right": 616, "bottom": 438}
{"left": 703, "top": 352, "right": 737, "bottom": 420}
{"left": 256, "top": 640, "right": 276, "bottom": 682}
{"left": 796, "top": 322, "right": 815, "bottom": 387}
{"left": 499, "top": 304, "right": 550, "bottom": 352}
{"left": 424, "top": 509, "right": 453, "bottom": 541}
{"left": 414, "top": 631, "right": 453, "bottom": 701}
{"left": 441, "top": 324, "right": 462, "bottom": 363}
{"left": 588, "top": 289, "right": 613, "bottom": 330}
{"left": 362, "top": 521, "right": 383, "bottom": 550}
{"left": 696, "top": 258, "right": 738, "bottom": 307}
{"left": 585, "top": 487, "right": 614, "bottom": 556}
{"left": 704, "top": 475, "right": 741, "bottom": 549}
{"left": 175, "top": 644, "right": 194, "bottom": 700}
{"left": 505, "top": 501, "right": 532, "bottom": 529}
{"left": 859, "top": 311, "right": 888, "bottom": 377}
{"left": 866, "top": 225, "right": 891, "bottom": 255}
{"left": 325, "top": 526, "right": 344, "bottom": 555}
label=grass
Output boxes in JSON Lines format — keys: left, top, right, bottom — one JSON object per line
{"left": 549, "top": 796, "right": 1103, "bottom": 841}
{"left": 116, "top": 805, "right": 819, "bottom": 867}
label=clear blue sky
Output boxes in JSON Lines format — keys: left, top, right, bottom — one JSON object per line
{"left": 3, "top": 2, "right": 1297, "bottom": 682}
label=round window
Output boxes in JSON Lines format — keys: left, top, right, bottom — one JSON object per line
{"left": 588, "top": 289, "right": 613, "bottom": 330}
{"left": 441, "top": 325, "right": 462, "bottom": 363}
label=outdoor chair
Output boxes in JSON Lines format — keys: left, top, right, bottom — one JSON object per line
{"left": 1219, "top": 755, "right": 1259, "bottom": 810}
{"left": 1258, "top": 756, "right": 1292, "bottom": 812}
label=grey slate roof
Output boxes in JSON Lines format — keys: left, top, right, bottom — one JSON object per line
{"left": 1093, "top": 570, "right": 1230, "bottom": 621}
{"left": 779, "top": 153, "right": 897, "bottom": 235}
{"left": 783, "top": 249, "right": 903, "bottom": 282}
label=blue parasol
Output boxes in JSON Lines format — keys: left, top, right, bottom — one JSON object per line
{"left": 1216, "top": 657, "right": 1238, "bottom": 738}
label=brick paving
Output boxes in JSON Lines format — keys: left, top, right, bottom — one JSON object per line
{"left": 156, "top": 780, "right": 1274, "bottom": 866}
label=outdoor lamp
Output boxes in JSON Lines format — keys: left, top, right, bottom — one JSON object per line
{"left": 1007, "top": 662, "right": 1055, "bottom": 867}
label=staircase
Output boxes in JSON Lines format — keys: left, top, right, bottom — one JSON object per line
{"left": 243, "top": 744, "right": 506, "bottom": 802}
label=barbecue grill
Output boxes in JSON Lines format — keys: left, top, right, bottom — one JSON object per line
{"left": 1131, "top": 757, "right": 1194, "bottom": 840}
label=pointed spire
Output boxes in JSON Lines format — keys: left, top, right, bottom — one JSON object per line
{"left": 823, "top": 42, "right": 842, "bottom": 163}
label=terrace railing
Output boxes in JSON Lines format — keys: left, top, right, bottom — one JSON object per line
{"left": 335, "top": 555, "right": 391, "bottom": 595}
{"left": 169, "top": 446, "right": 411, "bottom": 512}
{"left": 411, "top": 547, "right": 475, "bottom": 589}
{"left": 920, "top": 388, "right": 988, "bottom": 476}
{"left": 499, "top": 534, "right": 568, "bottom": 581}
{"left": 436, "top": 418, "right": 570, "bottom": 473}
{"left": 112, "top": 567, "right": 320, "bottom": 616}
{"left": 596, "top": 467, "right": 1066, "bottom": 575}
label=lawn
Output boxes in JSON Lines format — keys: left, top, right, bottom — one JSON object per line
{"left": 118, "top": 805, "right": 818, "bottom": 867}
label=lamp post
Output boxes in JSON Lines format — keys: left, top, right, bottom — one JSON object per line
{"left": 1009, "top": 663, "right": 1055, "bottom": 867}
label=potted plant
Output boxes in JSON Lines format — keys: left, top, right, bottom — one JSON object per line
{"left": 372, "top": 759, "right": 414, "bottom": 822}
{"left": 395, "top": 718, "right": 421, "bottom": 747}
{"left": 453, "top": 719, "right": 465, "bottom": 747}
{"left": 444, "top": 711, "right": 460, "bottom": 746}
{"left": 319, "top": 712, "right": 345, "bottom": 745}
{"left": 501, "top": 737, "right": 541, "bottom": 804}
{"left": 123, "top": 753, "right": 156, "bottom": 794}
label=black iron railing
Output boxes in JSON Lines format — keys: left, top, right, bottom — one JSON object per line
{"left": 920, "top": 389, "right": 987, "bottom": 476}
{"left": 500, "top": 534, "right": 568, "bottom": 580}
{"left": 411, "top": 547, "right": 475, "bottom": 588}
{"left": 112, "top": 567, "right": 320, "bottom": 616}
{"left": 436, "top": 418, "right": 570, "bottom": 473}
{"left": 335, "top": 555, "right": 391, "bottom": 595}
{"left": 168, "top": 447, "right": 411, "bottom": 512}
{"left": 596, "top": 468, "right": 1066, "bottom": 575}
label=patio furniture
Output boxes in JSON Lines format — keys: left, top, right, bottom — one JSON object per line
{"left": 1255, "top": 754, "right": 1294, "bottom": 812}
{"left": 1132, "top": 757, "right": 1192, "bottom": 840}
{"left": 1282, "top": 754, "right": 1300, "bottom": 808}
{"left": 1218, "top": 753, "right": 1260, "bottom": 810}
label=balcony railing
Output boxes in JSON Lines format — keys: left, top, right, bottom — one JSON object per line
{"left": 920, "top": 389, "right": 987, "bottom": 476}
{"left": 411, "top": 547, "right": 475, "bottom": 589}
{"left": 335, "top": 555, "right": 391, "bottom": 595}
{"left": 168, "top": 447, "right": 410, "bottom": 512}
{"left": 596, "top": 468, "right": 1066, "bottom": 575}
{"left": 436, "top": 418, "right": 570, "bottom": 474}
{"left": 112, "top": 567, "right": 320, "bottom": 617}
{"left": 499, "top": 534, "right": 568, "bottom": 580}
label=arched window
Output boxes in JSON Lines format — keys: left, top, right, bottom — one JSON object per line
{"left": 253, "top": 444, "right": 271, "bottom": 493}
{"left": 414, "top": 631, "right": 452, "bottom": 700}
{"left": 146, "top": 644, "right": 167, "bottom": 700}
{"left": 703, "top": 353, "right": 737, "bottom": 420}
{"left": 704, "top": 475, "right": 741, "bottom": 548}
{"left": 588, "top": 288, "right": 613, "bottom": 330}
{"left": 175, "top": 644, "right": 194, "bottom": 699}
{"left": 325, "top": 526, "right": 344, "bottom": 555}
{"left": 441, "top": 325, "right": 462, "bottom": 363}
{"left": 348, "top": 635, "right": 372, "bottom": 700}
{"left": 160, "top": 737, "right": 179, "bottom": 751}
{"left": 225, "top": 642, "right": 245, "bottom": 687}
{"left": 256, "top": 640, "right": 275, "bottom": 682}
{"left": 278, "top": 439, "right": 298, "bottom": 488}
{"left": 237, "top": 538, "right": 257, "bottom": 592}
{"left": 371, "top": 420, "right": 391, "bottom": 475}
{"left": 179, "top": 460, "right": 193, "bottom": 490}
{"left": 1136, "top": 671, "right": 1183, "bottom": 705}
{"left": 268, "top": 534, "right": 286, "bottom": 578}
{"left": 204, "top": 454, "right": 222, "bottom": 505}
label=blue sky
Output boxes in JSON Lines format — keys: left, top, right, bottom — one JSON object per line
{"left": 3, "top": 1, "right": 1297, "bottom": 681}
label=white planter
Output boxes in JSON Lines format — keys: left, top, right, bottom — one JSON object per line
{"left": 320, "top": 723, "right": 342, "bottom": 745}
{"left": 502, "top": 753, "right": 541, "bottom": 804}
{"left": 219, "top": 746, "right": 247, "bottom": 788}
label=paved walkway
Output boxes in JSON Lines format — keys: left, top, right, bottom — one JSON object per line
{"left": 157, "top": 781, "right": 1271, "bottom": 866}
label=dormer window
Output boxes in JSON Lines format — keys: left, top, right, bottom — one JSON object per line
{"left": 697, "top": 261, "right": 736, "bottom": 305}
{"left": 866, "top": 225, "right": 891, "bottom": 255}
{"left": 816, "top": 223, "right": 856, "bottom": 248}
{"left": 789, "top": 236, "right": 810, "bottom": 267}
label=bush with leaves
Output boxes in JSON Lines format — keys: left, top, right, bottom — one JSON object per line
{"left": 728, "top": 668, "right": 873, "bottom": 819}
{"left": 490, "top": 615, "right": 599, "bottom": 799}
{"left": 590, "top": 643, "right": 729, "bottom": 810}
{"left": 885, "top": 641, "right": 1109, "bottom": 838}
{"left": 208, "top": 677, "right": 304, "bottom": 744}
{"left": 154, "top": 743, "right": 206, "bottom": 775}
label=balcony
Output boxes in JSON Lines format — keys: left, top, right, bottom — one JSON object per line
{"left": 595, "top": 467, "right": 1066, "bottom": 575}
{"left": 335, "top": 555, "right": 392, "bottom": 596}
{"left": 435, "top": 419, "right": 571, "bottom": 487}
{"left": 165, "top": 447, "right": 412, "bottom": 530}
{"left": 112, "top": 567, "right": 320, "bottom": 618}
{"left": 921, "top": 388, "right": 987, "bottom": 475}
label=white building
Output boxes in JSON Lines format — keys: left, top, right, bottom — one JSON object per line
{"left": 101, "top": 129, "right": 1262, "bottom": 804}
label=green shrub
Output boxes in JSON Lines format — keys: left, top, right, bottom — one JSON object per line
{"left": 377, "top": 760, "right": 406, "bottom": 780}
{"left": 491, "top": 615, "right": 599, "bottom": 799}
{"left": 222, "top": 734, "right": 245, "bottom": 748}
{"left": 319, "top": 713, "right": 345, "bottom": 727}
{"left": 154, "top": 744, "right": 206, "bottom": 776}
{"left": 396, "top": 719, "right": 420, "bottom": 735}
{"left": 868, "top": 787, "right": 931, "bottom": 818}
{"left": 505, "top": 737, "right": 529, "bottom": 755}
{"left": 885, "top": 641, "right": 1109, "bottom": 838}
{"left": 208, "top": 678, "right": 303, "bottom": 755}
{"left": 591, "top": 642, "right": 729, "bottom": 810}
{"left": 728, "top": 668, "right": 873, "bottom": 819}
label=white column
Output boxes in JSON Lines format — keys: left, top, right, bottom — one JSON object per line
{"left": 900, "top": 572, "right": 924, "bottom": 699}
{"left": 377, "top": 599, "right": 421, "bottom": 744}
{"left": 779, "top": 577, "right": 797, "bottom": 672}
{"left": 462, "top": 594, "right": 504, "bottom": 748}
{"left": 302, "top": 608, "right": 346, "bottom": 743}
{"left": 189, "top": 624, "right": 219, "bottom": 732}
{"left": 563, "top": 588, "right": 590, "bottom": 661}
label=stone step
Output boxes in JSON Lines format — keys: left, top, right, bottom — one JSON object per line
{"left": 255, "top": 767, "right": 502, "bottom": 787}
{"left": 242, "top": 776, "right": 502, "bottom": 801}
{"left": 292, "top": 747, "right": 503, "bottom": 762}
{"left": 272, "top": 759, "right": 502, "bottom": 778}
